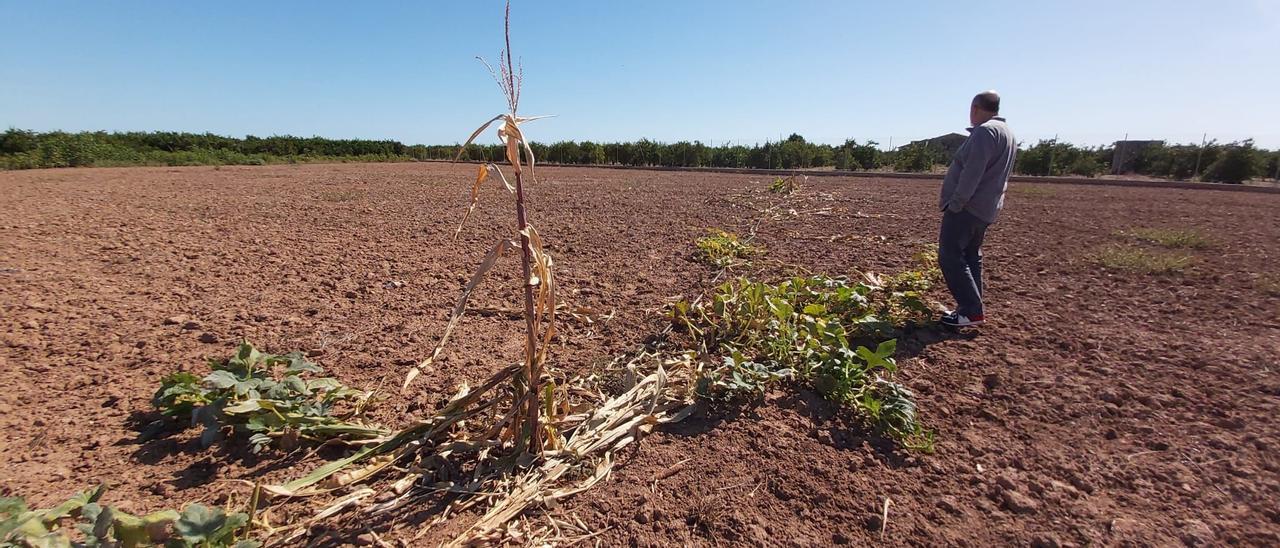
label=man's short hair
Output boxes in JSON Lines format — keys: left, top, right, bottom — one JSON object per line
{"left": 973, "top": 91, "right": 1000, "bottom": 114}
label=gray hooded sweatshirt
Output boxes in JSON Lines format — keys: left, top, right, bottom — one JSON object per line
{"left": 939, "top": 117, "right": 1016, "bottom": 224}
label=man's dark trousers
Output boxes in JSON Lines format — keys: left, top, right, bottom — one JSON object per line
{"left": 939, "top": 210, "right": 989, "bottom": 318}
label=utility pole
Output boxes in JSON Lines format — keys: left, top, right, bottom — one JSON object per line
{"left": 1048, "top": 134, "right": 1058, "bottom": 176}
{"left": 1192, "top": 132, "right": 1207, "bottom": 179}
{"left": 1113, "top": 133, "right": 1129, "bottom": 175}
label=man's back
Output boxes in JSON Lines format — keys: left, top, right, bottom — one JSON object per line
{"left": 939, "top": 117, "right": 1016, "bottom": 224}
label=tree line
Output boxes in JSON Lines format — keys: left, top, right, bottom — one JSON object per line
{"left": 3, "top": 128, "right": 1277, "bottom": 184}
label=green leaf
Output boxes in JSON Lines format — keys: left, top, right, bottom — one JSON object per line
{"left": 306, "top": 378, "right": 342, "bottom": 392}
{"left": 856, "top": 346, "right": 893, "bottom": 370}
{"left": 802, "top": 303, "right": 826, "bottom": 316}
{"left": 230, "top": 341, "right": 260, "bottom": 369}
{"left": 84, "top": 503, "right": 113, "bottom": 541}
{"left": 0, "top": 496, "right": 32, "bottom": 538}
{"left": 875, "top": 339, "right": 897, "bottom": 358}
{"left": 113, "top": 508, "right": 178, "bottom": 548}
{"left": 215, "top": 512, "right": 249, "bottom": 539}
{"left": 222, "top": 400, "right": 263, "bottom": 414}
{"left": 769, "top": 297, "right": 793, "bottom": 321}
{"left": 39, "top": 484, "right": 106, "bottom": 526}
{"left": 24, "top": 533, "right": 72, "bottom": 548}
{"left": 174, "top": 504, "right": 226, "bottom": 544}
{"left": 204, "top": 371, "right": 239, "bottom": 390}
{"left": 232, "top": 378, "right": 264, "bottom": 397}
{"left": 283, "top": 353, "right": 322, "bottom": 374}
{"left": 281, "top": 375, "right": 307, "bottom": 395}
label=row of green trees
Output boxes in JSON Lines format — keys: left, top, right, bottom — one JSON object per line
{"left": 0, "top": 129, "right": 413, "bottom": 169}
{"left": 448, "top": 134, "right": 890, "bottom": 171}
{"left": 3, "top": 128, "right": 1277, "bottom": 183}
{"left": 1014, "top": 139, "right": 1278, "bottom": 184}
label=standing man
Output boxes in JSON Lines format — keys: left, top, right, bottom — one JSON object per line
{"left": 938, "top": 90, "right": 1016, "bottom": 327}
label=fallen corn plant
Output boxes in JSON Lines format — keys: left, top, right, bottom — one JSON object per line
{"left": 260, "top": 357, "right": 697, "bottom": 545}
{"left": 402, "top": 0, "right": 557, "bottom": 457}
{"left": 694, "top": 229, "right": 762, "bottom": 268}
{"left": 0, "top": 485, "right": 259, "bottom": 548}
{"left": 153, "top": 341, "right": 385, "bottom": 453}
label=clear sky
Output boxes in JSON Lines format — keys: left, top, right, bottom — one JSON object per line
{"left": 2, "top": 0, "right": 1278, "bottom": 148}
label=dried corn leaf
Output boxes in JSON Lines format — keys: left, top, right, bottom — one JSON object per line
{"left": 454, "top": 164, "right": 492, "bottom": 239}
{"left": 521, "top": 225, "right": 557, "bottom": 369}
{"left": 271, "top": 366, "right": 518, "bottom": 498}
{"left": 514, "top": 114, "right": 554, "bottom": 124}
{"left": 490, "top": 163, "right": 515, "bottom": 193}
{"left": 321, "top": 452, "right": 402, "bottom": 491}
{"left": 405, "top": 238, "right": 517, "bottom": 391}
{"left": 314, "top": 488, "right": 374, "bottom": 520}
{"left": 449, "top": 363, "right": 692, "bottom": 546}
{"left": 499, "top": 117, "right": 522, "bottom": 174}
{"left": 454, "top": 114, "right": 505, "bottom": 162}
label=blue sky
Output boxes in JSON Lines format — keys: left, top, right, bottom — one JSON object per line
{"left": 2, "top": 1, "right": 1278, "bottom": 148}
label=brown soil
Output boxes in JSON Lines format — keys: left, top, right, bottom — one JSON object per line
{"left": 2, "top": 163, "right": 1277, "bottom": 546}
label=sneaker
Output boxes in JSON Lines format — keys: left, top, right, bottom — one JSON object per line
{"left": 941, "top": 311, "right": 985, "bottom": 327}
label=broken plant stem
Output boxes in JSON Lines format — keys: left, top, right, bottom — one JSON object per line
{"left": 515, "top": 168, "right": 542, "bottom": 453}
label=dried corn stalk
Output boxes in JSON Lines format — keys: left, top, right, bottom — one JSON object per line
{"left": 402, "top": 0, "right": 555, "bottom": 456}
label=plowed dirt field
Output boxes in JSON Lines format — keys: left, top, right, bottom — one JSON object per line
{"left": 2, "top": 163, "right": 1277, "bottom": 546}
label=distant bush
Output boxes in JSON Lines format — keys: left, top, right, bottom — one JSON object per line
{"left": 1015, "top": 139, "right": 1104, "bottom": 177}
{"left": 834, "top": 147, "right": 859, "bottom": 170}
{"left": 1130, "top": 142, "right": 1219, "bottom": 180}
{"left": 891, "top": 144, "right": 942, "bottom": 172}
{"left": 1263, "top": 151, "right": 1280, "bottom": 181}
{"left": 836, "top": 139, "right": 882, "bottom": 171}
{"left": 1066, "top": 155, "right": 1102, "bottom": 177}
{"left": 1201, "top": 140, "right": 1259, "bottom": 184}
{"left": 0, "top": 128, "right": 414, "bottom": 170}
{"left": 0, "top": 129, "right": 423, "bottom": 170}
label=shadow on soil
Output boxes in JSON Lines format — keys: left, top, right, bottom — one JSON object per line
{"left": 896, "top": 323, "right": 979, "bottom": 359}
{"left": 122, "top": 410, "right": 341, "bottom": 491}
{"left": 305, "top": 489, "right": 468, "bottom": 546}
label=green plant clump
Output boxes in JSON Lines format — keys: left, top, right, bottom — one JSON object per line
{"left": 1122, "top": 227, "right": 1209, "bottom": 249}
{"left": 767, "top": 176, "right": 798, "bottom": 194}
{"left": 153, "top": 341, "right": 385, "bottom": 453}
{"left": 1095, "top": 245, "right": 1193, "bottom": 274}
{"left": 671, "top": 259, "right": 939, "bottom": 448}
{"left": 694, "top": 229, "right": 761, "bottom": 268}
{"left": 0, "top": 486, "right": 257, "bottom": 548}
